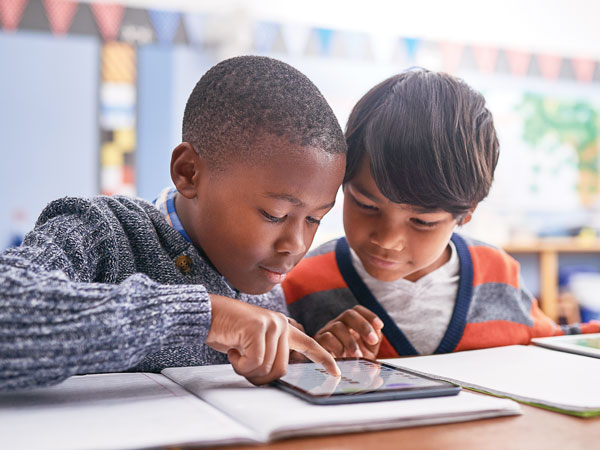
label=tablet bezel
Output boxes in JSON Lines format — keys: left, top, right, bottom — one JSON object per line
{"left": 272, "top": 358, "right": 460, "bottom": 405}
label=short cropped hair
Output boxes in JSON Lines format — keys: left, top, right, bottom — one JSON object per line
{"left": 344, "top": 68, "right": 499, "bottom": 217}
{"left": 182, "top": 56, "right": 346, "bottom": 169}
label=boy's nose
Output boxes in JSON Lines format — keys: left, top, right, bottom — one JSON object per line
{"left": 275, "top": 221, "right": 308, "bottom": 256}
{"left": 370, "top": 222, "right": 405, "bottom": 252}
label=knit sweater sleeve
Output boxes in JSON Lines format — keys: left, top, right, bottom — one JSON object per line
{"left": 0, "top": 204, "right": 212, "bottom": 392}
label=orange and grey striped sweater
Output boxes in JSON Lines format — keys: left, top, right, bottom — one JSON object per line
{"left": 283, "top": 234, "right": 600, "bottom": 358}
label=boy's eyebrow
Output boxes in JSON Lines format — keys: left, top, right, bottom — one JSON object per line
{"left": 405, "top": 205, "right": 442, "bottom": 214}
{"left": 264, "top": 192, "right": 336, "bottom": 210}
{"left": 351, "top": 184, "right": 380, "bottom": 203}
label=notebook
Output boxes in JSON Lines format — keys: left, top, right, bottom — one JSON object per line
{"left": 387, "top": 345, "right": 600, "bottom": 417}
{"left": 532, "top": 333, "right": 600, "bottom": 358}
{"left": 0, "top": 364, "right": 521, "bottom": 450}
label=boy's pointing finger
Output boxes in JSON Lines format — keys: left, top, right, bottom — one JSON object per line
{"left": 288, "top": 326, "right": 341, "bottom": 377}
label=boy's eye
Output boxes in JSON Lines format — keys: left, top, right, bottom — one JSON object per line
{"left": 352, "top": 196, "right": 379, "bottom": 212}
{"left": 261, "top": 210, "right": 286, "bottom": 223}
{"left": 306, "top": 216, "right": 321, "bottom": 225}
{"left": 411, "top": 218, "right": 438, "bottom": 228}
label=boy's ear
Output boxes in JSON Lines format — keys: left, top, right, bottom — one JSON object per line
{"left": 170, "top": 142, "right": 209, "bottom": 199}
{"left": 458, "top": 205, "right": 477, "bottom": 226}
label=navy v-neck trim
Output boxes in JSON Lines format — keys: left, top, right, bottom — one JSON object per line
{"left": 334, "top": 234, "right": 473, "bottom": 356}
{"left": 335, "top": 238, "right": 418, "bottom": 356}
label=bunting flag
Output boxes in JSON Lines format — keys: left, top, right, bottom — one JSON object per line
{"left": 404, "top": 37, "right": 420, "bottom": 63}
{"left": 537, "top": 53, "right": 563, "bottom": 80}
{"left": 505, "top": 49, "right": 531, "bottom": 77}
{"left": 148, "top": 9, "right": 180, "bottom": 44}
{"left": 571, "top": 57, "right": 595, "bottom": 83}
{"left": 0, "top": 0, "right": 28, "bottom": 31}
{"left": 42, "top": 0, "right": 77, "bottom": 35}
{"left": 473, "top": 46, "right": 498, "bottom": 73}
{"left": 315, "top": 27, "right": 333, "bottom": 55}
{"left": 91, "top": 3, "right": 123, "bottom": 41}
{"left": 440, "top": 41, "right": 464, "bottom": 74}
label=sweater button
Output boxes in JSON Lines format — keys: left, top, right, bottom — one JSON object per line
{"left": 176, "top": 255, "right": 192, "bottom": 273}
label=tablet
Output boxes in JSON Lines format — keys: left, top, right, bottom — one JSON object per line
{"left": 273, "top": 358, "right": 460, "bottom": 405}
{"left": 532, "top": 333, "right": 600, "bottom": 358}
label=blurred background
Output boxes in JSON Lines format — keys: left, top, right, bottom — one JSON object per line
{"left": 2, "top": 0, "right": 600, "bottom": 323}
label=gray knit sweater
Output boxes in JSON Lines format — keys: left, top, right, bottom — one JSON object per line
{"left": 0, "top": 195, "right": 288, "bottom": 392}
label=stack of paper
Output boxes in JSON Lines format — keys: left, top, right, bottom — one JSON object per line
{"left": 387, "top": 345, "right": 600, "bottom": 417}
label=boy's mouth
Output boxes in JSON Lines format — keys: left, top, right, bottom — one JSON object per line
{"left": 365, "top": 253, "right": 401, "bottom": 269}
{"left": 259, "top": 266, "right": 291, "bottom": 284}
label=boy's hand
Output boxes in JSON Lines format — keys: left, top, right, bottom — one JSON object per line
{"left": 314, "top": 305, "right": 384, "bottom": 360}
{"left": 207, "top": 295, "right": 340, "bottom": 385}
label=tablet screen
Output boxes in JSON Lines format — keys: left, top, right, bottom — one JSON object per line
{"left": 279, "top": 358, "right": 450, "bottom": 397}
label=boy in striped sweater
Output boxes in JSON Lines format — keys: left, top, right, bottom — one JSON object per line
{"left": 282, "top": 69, "right": 599, "bottom": 359}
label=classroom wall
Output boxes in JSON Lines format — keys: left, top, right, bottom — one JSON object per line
{"left": 2, "top": 0, "right": 600, "bottom": 304}
{"left": 0, "top": 31, "right": 99, "bottom": 249}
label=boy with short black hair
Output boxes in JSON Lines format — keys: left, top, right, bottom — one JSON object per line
{"left": 0, "top": 55, "right": 344, "bottom": 391}
{"left": 282, "top": 68, "right": 600, "bottom": 359}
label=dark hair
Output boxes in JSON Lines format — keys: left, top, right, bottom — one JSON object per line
{"left": 344, "top": 68, "right": 499, "bottom": 217}
{"left": 182, "top": 55, "right": 345, "bottom": 169}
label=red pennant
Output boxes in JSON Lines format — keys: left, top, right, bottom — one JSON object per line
{"left": 505, "top": 49, "right": 531, "bottom": 77}
{"left": 91, "top": 3, "right": 124, "bottom": 41}
{"left": 537, "top": 53, "right": 562, "bottom": 80}
{"left": 0, "top": 0, "right": 27, "bottom": 31}
{"left": 439, "top": 42, "right": 463, "bottom": 74}
{"left": 42, "top": 0, "right": 78, "bottom": 36}
{"left": 571, "top": 57, "right": 595, "bottom": 83}
{"left": 472, "top": 46, "right": 498, "bottom": 73}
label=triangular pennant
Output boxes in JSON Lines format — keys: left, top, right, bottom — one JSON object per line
{"left": 69, "top": 1, "right": 99, "bottom": 37}
{"left": 270, "top": 27, "right": 287, "bottom": 54}
{"left": 439, "top": 41, "right": 464, "bottom": 74}
{"left": 505, "top": 49, "right": 531, "bottom": 76}
{"left": 254, "top": 21, "right": 279, "bottom": 54}
{"left": 315, "top": 27, "right": 333, "bottom": 55}
{"left": 183, "top": 12, "right": 205, "bottom": 46}
{"left": 280, "top": 22, "right": 311, "bottom": 57}
{"left": 537, "top": 53, "right": 562, "bottom": 80}
{"left": 571, "top": 57, "right": 596, "bottom": 83}
{"left": 472, "top": 46, "right": 498, "bottom": 73}
{"left": 0, "top": 0, "right": 28, "bottom": 31}
{"left": 148, "top": 9, "right": 180, "bottom": 44}
{"left": 557, "top": 58, "right": 576, "bottom": 81}
{"left": 404, "top": 37, "right": 420, "bottom": 62}
{"left": 16, "top": 0, "right": 49, "bottom": 32}
{"left": 91, "top": 3, "right": 124, "bottom": 41}
{"left": 42, "top": 0, "right": 77, "bottom": 36}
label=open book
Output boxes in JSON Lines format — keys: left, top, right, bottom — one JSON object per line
{"left": 387, "top": 345, "right": 600, "bottom": 417}
{"left": 0, "top": 364, "right": 520, "bottom": 450}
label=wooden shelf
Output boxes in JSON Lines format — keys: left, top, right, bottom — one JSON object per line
{"left": 502, "top": 237, "right": 600, "bottom": 322}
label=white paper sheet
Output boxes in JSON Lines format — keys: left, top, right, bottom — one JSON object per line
{"left": 0, "top": 372, "right": 257, "bottom": 450}
{"left": 385, "top": 345, "right": 600, "bottom": 413}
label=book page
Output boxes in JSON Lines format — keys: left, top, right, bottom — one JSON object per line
{"left": 386, "top": 345, "right": 600, "bottom": 413}
{"left": 162, "top": 364, "right": 521, "bottom": 441}
{"left": 0, "top": 372, "right": 258, "bottom": 450}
